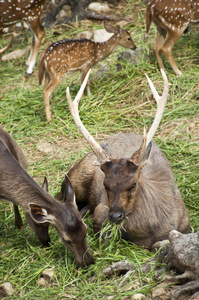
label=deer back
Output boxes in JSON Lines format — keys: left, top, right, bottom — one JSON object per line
{"left": 0, "top": 126, "right": 28, "bottom": 170}
{"left": 0, "top": 0, "right": 45, "bottom": 29}
{"left": 146, "top": 0, "right": 199, "bottom": 34}
{"left": 0, "top": 131, "right": 94, "bottom": 267}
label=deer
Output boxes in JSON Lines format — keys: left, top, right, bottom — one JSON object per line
{"left": 56, "top": 69, "right": 190, "bottom": 251}
{"left": 146, "top": 0, "right": 199, "bottom": 76}
{"left": 0, "top": 0, "right": 46, "bottom": 75}
{"left": 39, "top": 22, "right": 136, "bottom": 122}
{"left": 0, "top": 126, "right": 94, "bottom": 267}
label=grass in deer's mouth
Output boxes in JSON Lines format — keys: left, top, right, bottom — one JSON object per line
{"left": 0, "top": 0, "right": 198, "bottom": 298}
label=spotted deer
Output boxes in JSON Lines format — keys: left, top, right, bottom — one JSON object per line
{"left": 0, "top": 0, "right": 46, "bottom": 75}
{"left": 39, "top": 23, "right": 136, "bottom": 122}
{"left": 57, "top": 69, "right": 190, "bottom": 250}
{"left": 0, "top": 127, "right": 94, "bottom": 267}
{"left": 146, "top": 0, "right": 199, "bottom": 75}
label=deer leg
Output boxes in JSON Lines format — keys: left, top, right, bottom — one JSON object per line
{"left": 153, "top": 25, "right": 167, "bottom": 71}
{"left": 43, "top": 74, "right": 64, "bottom": 122}
{"left": 93, "top": 203, "right": 109, "bottom": 235}
{"left": 13, "top": 204, "right": 24, "bottom": 229}
{"left": 160, "top": 30, "right": 183, "bottom": 76}
{"left": 26, "top": 19, "right": 45, "bottom": 75}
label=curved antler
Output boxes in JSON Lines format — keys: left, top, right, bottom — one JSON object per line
{"left": 66, "top": 69, "right": 110, "bottom": 163}
{"left": 145, "top": 68, "right": 169, "bottom": 147}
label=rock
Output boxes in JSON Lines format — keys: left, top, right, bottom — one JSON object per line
{"left": 75, "top": 31, "right": 92, "bottom": 40}
{"left": 37, "top": 142, "right": 54, "bottom": 153}
{"left": 117, "top": 48, "right": 146, "bottom": 71}
{"left": 56, "top": 5, "right": 72, "bottom": 21}
{"left": 93, "top": 29, "right": 113, "bottom": 43}
{"left": 1, "top": 47, "right": 30, "bottom": 61}
{"left": 0, "top": 282, "right": 14, "bottom": 298}
{"left": 88, "top": 2, "right": 110, "bottom": 14}
{"left": 41, "top": 267, "right": 55, "bottom": 282}
{"left": 37, "top": 278, "right": 48, "bottom": 287}
{"left": 133, "top": 293, "right": 146, "bottom": 300}
{"left": 151, "top": 284, "right": 166, "bottom": 298}
{"left": 92, "top": 65, "right": 110, "bottom": 81}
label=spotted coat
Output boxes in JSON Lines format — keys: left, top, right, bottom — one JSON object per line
{"left": 0, "top": 0, "right": 46, "bottom": 74}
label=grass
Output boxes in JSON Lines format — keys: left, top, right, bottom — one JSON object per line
{"left": 0, "top": 0, "right": 198, "bottom": 298}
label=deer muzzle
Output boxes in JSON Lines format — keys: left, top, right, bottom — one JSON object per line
{"left": 108, "top": 208, "right": 125, "bottom": 224}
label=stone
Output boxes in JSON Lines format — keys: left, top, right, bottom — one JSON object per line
{"left": 0, "top": 282, "right": 14, "bottom": 297}
{"left": 88, "top": 2, "right": 110, "bottom": 14}
{"left": 93, "top": 29, "right": 113, "bottom": 43}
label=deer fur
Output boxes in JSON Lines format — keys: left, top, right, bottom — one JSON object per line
{"left": 0, "top": 0, "right": 46, "bottom": 75}
{"left": 146, "top": 0, "right": 199, "bottom": 75}
{"left": 0, "top": 127, "right": 94, "bottom": 267}
{"left": 39, "top": 23, "right": 136, "bottom": 122}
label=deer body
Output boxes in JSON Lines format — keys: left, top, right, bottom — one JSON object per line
{"left": 39, "top": 23, "right": 136, "bottom": 122}
{"left": 0, "top": 0, "right": 45, "bottom": 75}
{"left": 0, "top": 127, "right": 94, "bottom": 267}
{"left": 146, "top": 0, "right": 199, "bottom": 75}
{"left": 58, "top": 132, "right": 190, "bottom": 249}
{"left": 58, "top": 69, "right": 190, "bottom": 250}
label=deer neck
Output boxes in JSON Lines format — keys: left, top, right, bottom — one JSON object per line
{"left": 95, "top": 35, "right": 118, "bottom": 63}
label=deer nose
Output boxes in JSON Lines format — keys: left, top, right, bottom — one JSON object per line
{"left": 108, "top": 210, "right": 125, "bottom": 224}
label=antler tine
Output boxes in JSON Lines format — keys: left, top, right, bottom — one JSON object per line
{"left": 145, "top": 68, "right": 169, "bottom": 146}
{"left": 66, "top": 69, "right": 110, "bottom": 163}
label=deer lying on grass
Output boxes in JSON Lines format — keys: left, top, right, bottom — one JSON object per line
{"left": 57, "top": 69, "right": 190, "bottom": 250}
{"left": 0, "top": 0, "right": 46, "bottom": 75}
{"left": 0, "top": 127, "right": 94, "bottom": 267}
{"left": 146, "top": 0, "right": 199, "bottom": 75}
{"left": 39, "top": 23, "right": 136, "bottom": 122}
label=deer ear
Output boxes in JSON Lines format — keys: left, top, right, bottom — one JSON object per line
{"left": 130, "top": 141, "right": 152, "bottom": 166}
{"left": 104, "top": 22, "right": 115, "bottom": 33}
{"left": 42, "top": 176, "right": 48, "bottom": 192}
{"left": 63, "top": 175, "right": 76, "bottom": 205}
{"left": 29, "top": 204, "right": 54, "bottom": 223}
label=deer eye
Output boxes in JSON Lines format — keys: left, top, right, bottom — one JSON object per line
{"left": 129, "top": 183, "right": 136, "bottom": 191}
{"left": 104, "top": 184, "right": 110, "bottom": 191}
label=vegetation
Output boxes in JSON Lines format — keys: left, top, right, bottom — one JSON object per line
{"left": 0, "top": 0, "right": 198, "bottom": 298}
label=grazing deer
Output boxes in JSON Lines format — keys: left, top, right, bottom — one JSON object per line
{"left": 39, "top": 23, "right": 136, "bottom": 122}
{"left": 57, "top": 69, "right": 190, "bottom": 250}
{"left": 0, "top": 0, "right": 46, "bottom": 75}
{"left": 0, "top": 127, "right": 94, "bottom": 267}
{"left": 146, "top": 0, "right": 199, "bottom": 75}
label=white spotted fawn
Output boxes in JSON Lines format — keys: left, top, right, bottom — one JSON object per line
{"left": 39, "top": 23, "right": 136, "bottom": 122}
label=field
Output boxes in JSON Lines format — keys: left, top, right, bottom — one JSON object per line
{"left": 0, "top": 0, "right": 198, "bottom": 299}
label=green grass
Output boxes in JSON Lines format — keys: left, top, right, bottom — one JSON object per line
{"left": 0, "top": 0, "right": 198, "bottom": 298}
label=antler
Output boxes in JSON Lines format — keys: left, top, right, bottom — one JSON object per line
{"left": 66, "top": 68, "right": 168, "bottom": 165}
{"left": 66, "top": 69, "right": 110, "bottom": 163}
{"left": 145, "top": 68, "right": 168, "bottom": 147}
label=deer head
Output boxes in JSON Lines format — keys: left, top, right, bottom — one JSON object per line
{"left": 29, "top": 175, "right": 94, "bottom": 267}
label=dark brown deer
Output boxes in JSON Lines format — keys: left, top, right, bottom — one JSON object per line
{"left": 0, "top": 127, "right": 94, "bottom": 267}
{"left": 0, "top": 0, "right": 46, "bottom": 75}
{"left": 39, "top": 23, "right": 136, "bottom": 122}
{"left": 146, "top": 0, "right": 199, "bottom": 75}
{"left": 57, "top": 69, "right": 190, "bottom": 250}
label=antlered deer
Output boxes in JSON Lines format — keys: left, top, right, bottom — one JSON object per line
{"left": 146, "top": 0, "right": 199, "bottom": 75}
{"left": 0, "top": 127, "right": 94, "bottom": 267}
{"left": 0, "top": 0, "right": 46, "bottom": 75}
{"left": 57, "top": 69, "right": 190, "bottom": 250}
{"left": 39, "top": 23, "right": 136, "bottom": 122}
